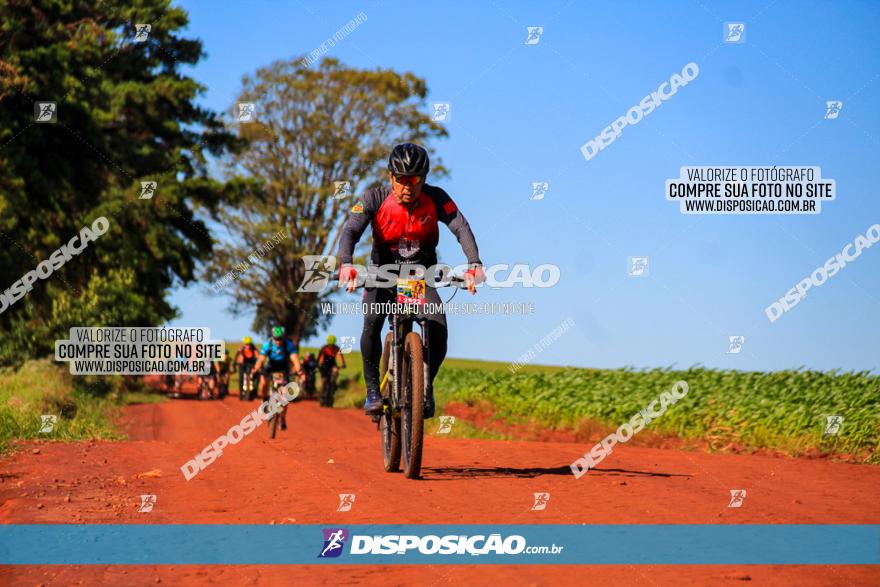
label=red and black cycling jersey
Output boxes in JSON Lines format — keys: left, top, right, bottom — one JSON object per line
{"left": 236, "top": 343, "right": 258, "bottom": 363}
{"left": 337, "top": 184, "right": 481, "bottom": 268}
{"left": 318, "top": 344, "right": 341, "bottom": 369}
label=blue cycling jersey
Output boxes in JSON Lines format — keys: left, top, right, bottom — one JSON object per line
{"left": 260, "top": 339, "right": 298, "bottom": 362}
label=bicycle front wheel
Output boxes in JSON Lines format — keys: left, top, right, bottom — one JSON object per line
{"left": 268, "top": 395, "right": 279, "bottom": 439}
{"left": 401, "top": 332, "right": 425, "bottom": 479}
{"left": 380, "top": 332, "right": 401, "bottom": 472}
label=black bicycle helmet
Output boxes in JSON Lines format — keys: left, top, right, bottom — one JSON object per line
{"left": 388, "top": 143, "right": 430, "bottom": 176}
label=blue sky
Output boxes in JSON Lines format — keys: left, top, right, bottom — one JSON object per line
{"left": 168, "top": 0, "right": 880, "bottom": 372}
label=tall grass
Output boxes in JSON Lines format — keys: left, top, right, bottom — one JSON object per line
{"left": 0, "top": 359, "right": 160, "bottom": 451}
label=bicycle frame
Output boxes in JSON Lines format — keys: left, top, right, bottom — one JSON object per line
{"left": 242, "top": 365, "right": 253, "bottom": 394}
{"left": 386, "top": 309, "right": 429, "bottom": 414}
{"left": 332, "top": 271, "right": 468, "bottom": 478}
{"left": 271, "top": 371, "right": 287, "bottom": 395}
{"left": 267, "top": 371, "right": 289, "bottom": 438}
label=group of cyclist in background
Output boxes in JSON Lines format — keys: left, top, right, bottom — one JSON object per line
{"left": 164, "top": 329, "right": 347, "bottom": 413}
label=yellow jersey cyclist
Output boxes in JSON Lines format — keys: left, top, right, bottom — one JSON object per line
{"left": 213, "top": 346, "right": 235, "bottom": 399}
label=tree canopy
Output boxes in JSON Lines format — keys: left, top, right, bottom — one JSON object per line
{"left": 0, "top": 0, "right": 242, "bottom": 365}
{"left": 205, "top": 57, "right": 446, "bottom": 342}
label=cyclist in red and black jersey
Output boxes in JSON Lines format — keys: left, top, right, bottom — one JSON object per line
{"left": 337, "top": 143, "right": 484, "bottom": 418}
{"left": 235, "top": 336, "right": 259, "bottom": 398}
{"left": 318, "top": 335, "right": 347, "bottom": 373}
{"left": 317, "top": 335, "right": 346, "bottom": 401}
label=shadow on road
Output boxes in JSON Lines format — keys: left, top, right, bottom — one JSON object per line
{"left": 422, "top": 465, "right": 690, "bottom": 480}
{"left": 585, "top": 467, "right": 690, "bottom": 478}
{"left": 422, "top": 465, "right": 577, "bottom": 479}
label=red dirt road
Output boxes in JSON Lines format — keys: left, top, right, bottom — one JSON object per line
{"left": 2, "top": 392, "right": 879, "bottom": 586}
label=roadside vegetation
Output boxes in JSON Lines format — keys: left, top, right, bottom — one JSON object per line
{"left": 0, "top": 359, "right": 162, "bottom": 453}
{"left": 4, "top": 348, "right": 876, "bottom": 463}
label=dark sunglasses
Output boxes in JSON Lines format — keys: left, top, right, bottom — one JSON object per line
{"left": 392, "top": 174, "right": 423, "bottom": 186}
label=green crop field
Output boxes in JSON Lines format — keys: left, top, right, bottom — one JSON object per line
{"left": 229, "top": 340, "right": 879, "bottom": 461}
{"left": 5, "top": 341, "right": 875, "bottom": 462}
{"left": 434, "top": 365, "right": 880, "bottom": 462}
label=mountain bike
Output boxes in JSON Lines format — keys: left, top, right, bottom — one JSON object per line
{"left": 302, "top": 368, "right": 317, "bottom": 400}
{"left": 196, "top": 374, "right": 214, "bottom": 400}
{"left": 240, "top": 363, "right": 256, "bottom": 401}
{"left": 267, "top": 370, "right": 289, "bottom": 439}
{"left": 376, "top": 274, "right": 467, "bottom": 479}
{"left": 319, "top": 365, "right": 338, "bottom": 408}
{"left": 217, "top": 368, "right": 230, "bottom": 399}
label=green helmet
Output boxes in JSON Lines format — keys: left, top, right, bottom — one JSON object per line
{"left": 272, "top": 326, "right": 285, "bottom": 338}
{"left": 326, "top": 334, "right": 336, "bottom": 345}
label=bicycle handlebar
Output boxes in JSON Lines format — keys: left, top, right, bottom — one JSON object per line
{"left": 328, "top": 274, "right": 470, "bottom": 289}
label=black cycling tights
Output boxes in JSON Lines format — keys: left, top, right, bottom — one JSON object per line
{"left": 361, "top": 286, "right": 448, "bottom": 393}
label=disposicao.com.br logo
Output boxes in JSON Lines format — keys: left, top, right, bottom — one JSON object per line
{"left": 318, "top": 529, "right": 563, "bottom": 558}
{"left": 298, "top": 255, "right": 560, "bottom": 292}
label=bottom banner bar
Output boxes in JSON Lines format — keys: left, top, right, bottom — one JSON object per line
{"left": 1, "top": 525, "right": 877, "bottom": 565}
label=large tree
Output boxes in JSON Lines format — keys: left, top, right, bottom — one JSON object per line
{"left": 205, "top": 57, "right": 446, "bottom": 343}
{"left": 0, "top": 0, "right": 242, "bottom": 365}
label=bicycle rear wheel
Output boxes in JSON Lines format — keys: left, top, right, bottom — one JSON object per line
{"left": 380, "top": 332, "right": 401, "bottom": 472}
{"left": 320, "top": 375, "right": 332, "bottom": 407}
{"left": 268, "top": 412, "right": 278, "bottom": 438}
{"left": 401, "top": 332, "right": 425, "bottom": 479}
{"left": 268, "top": 393, "right": 279, "bottom": 439}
